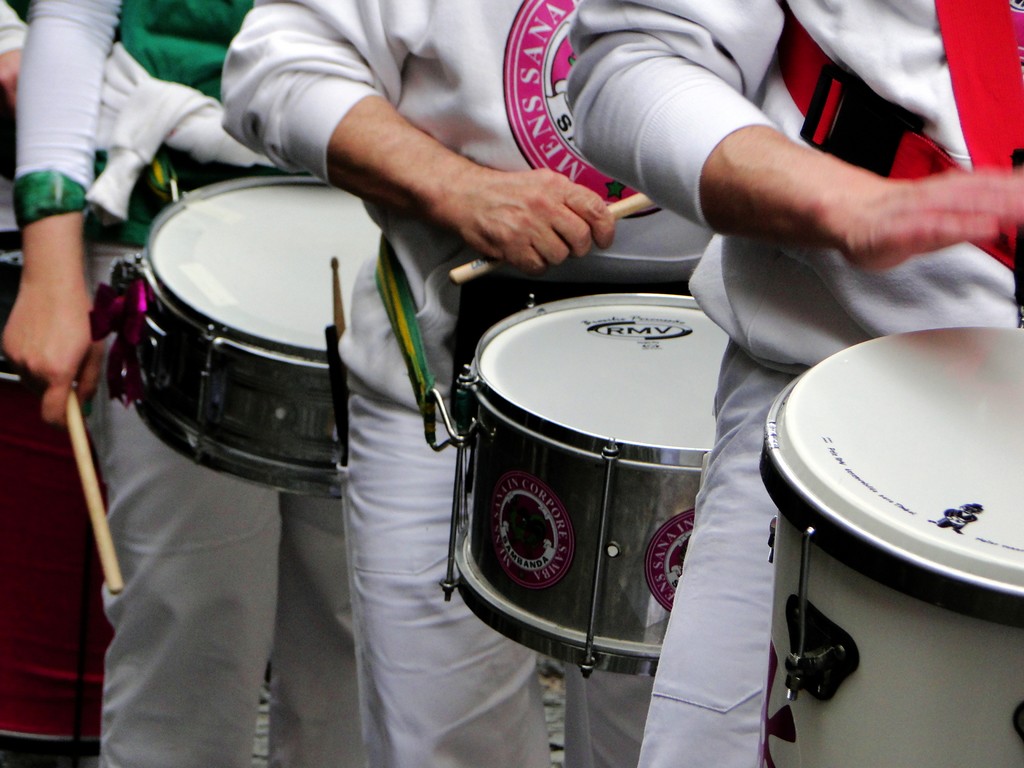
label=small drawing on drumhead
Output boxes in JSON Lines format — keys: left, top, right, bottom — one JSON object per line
{"left": 490, "top": 471, "right": 575, "bottom": 589}
{"left": 644, "top": 509, "right": 695, "bottom": 611}
{"left": 929, "top": 503, "right": 984, "bottom": 534}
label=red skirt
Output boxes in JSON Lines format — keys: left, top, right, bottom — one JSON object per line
{"left": 0, "top": 379, "right": 112, "bottom": 755}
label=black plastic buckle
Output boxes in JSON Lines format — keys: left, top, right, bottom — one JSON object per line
{"left": 800, "top": 64, "right": 924, "bottom": 177}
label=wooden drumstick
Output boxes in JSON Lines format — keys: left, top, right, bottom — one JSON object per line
{"left": 66, "top": 390, "right": 124, "bottom": 595}
{"left": 331, "top": 257, "right": 346, "bottom": 336}
{"left": 448, "top": 192, "right": 654, "bottom": 285}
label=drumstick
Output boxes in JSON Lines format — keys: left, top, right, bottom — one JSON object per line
{"left": 331, "top": 257, "right": 346, "bottom": 336}
{"left": 66, "top": 390, "right": 124, "bottom": 595}
{"left": 448, "top": 193, "right": 653, "bottom": 285}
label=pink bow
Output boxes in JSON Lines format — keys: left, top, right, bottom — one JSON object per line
{"left": 89, "top": 279, "right": 151, "bottom": 405}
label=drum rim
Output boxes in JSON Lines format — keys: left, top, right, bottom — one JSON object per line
{"left": 142, "top": 175, "right": 339, "bottom": 363}
{"left": 469, "top": 293, "right": 715, "bottom": 466}
{"left": 762, "top": 329, "right": 1024, "bottom": 628}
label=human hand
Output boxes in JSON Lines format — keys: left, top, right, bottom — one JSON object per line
{"left": 829, "top": 168, "right": 1024, "bottom": 271}
{"left": 2, "top": 215, "right": 102, "bottom": 427}
{"left": 438, "top": 167, "right": 616, "bottom": 275}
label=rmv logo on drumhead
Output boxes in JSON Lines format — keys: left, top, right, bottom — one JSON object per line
{"left": 585, "top": 318, "right": 693, "bottom": 341}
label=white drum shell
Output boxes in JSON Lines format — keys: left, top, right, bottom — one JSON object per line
{"left": 761, "top": 327, "right": 1024, "bottom": 765}
{"left": 765, "top": 515, "right": 1024, "bottom": 766}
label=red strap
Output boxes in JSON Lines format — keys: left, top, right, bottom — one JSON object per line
{"left": 937, "top": 0, "right": 1024, "bottom": 172}
{"left": 937, "top": 0, "right": 1024, "bottom": 268}
{"left": 779, "top": 12, "right": 957, "bottom": 181}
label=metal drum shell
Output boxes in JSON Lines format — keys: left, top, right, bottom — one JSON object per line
{"left": 456, "top": 294, "right": 727, "bottom": 674}
{"left": 134, "top": 176, "right": 373, "bottom": 497}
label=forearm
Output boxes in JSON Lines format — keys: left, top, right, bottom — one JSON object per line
{"left": 700, "top": 124, "right": 1024, "bottom": 271}
{"left": 327, "top": 95, "right": 614, "bottom": 271}
{"left": 326, "top": 95, "right": 503, "bottom": 229}
{"left": 16, "top": 0, "right": 120, "bottom": 184}
{"left": 699, "top": 126, "right": 877, "bottom": 251}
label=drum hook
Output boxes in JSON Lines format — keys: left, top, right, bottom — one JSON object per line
{"left": 436, "top": 373, "right": 478, "bottom": 600}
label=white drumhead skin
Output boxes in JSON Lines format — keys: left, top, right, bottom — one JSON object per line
{"left": 772, "top": 327, "right": 1024, "bottom": 594}
{"left": 476, "top": 297, "right": 728, "bottom": 450}
{"left": 147, "top": 179, "right": 378, "bottom": 350}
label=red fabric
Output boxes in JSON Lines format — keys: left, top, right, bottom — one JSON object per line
{"left": 936, "top": 0, "right": 1024, "bottom": 268}
{"left": 0, "top": 381, "right": 111, "bottom": 741}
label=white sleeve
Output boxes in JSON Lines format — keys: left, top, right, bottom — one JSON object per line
{"left": 221, "top": 0, "right": 399, "bottom": 181}
{"left": 568, "top": 0, "right": 783, "bottom": 224}
{"left": 15, "top": 0, "right": 121, "bottom": 186}
{"left": 0, "top": 2, "right": 26, "bottom": 55}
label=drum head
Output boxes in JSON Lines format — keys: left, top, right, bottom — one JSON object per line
{"left": 766, "top": 327, "right": 1024, "bottom": 619}
{"left": 146, "top": 177, "right": 377, "bottom": 351}
{"left": 475, "top": 294, "right": 727, "bottom": 454}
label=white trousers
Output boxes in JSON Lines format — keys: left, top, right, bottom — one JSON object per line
{"left": 345, "top": 391, "right": 653, "bottom": 768}
{"left": 87, "top": 246, "right": 364, "bottom": 768}
{"left": 638, "top": 343, "right": 797, "bottom": 768}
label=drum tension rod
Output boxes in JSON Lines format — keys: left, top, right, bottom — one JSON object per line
{"left": 784, "top": 526, "right": 860, "bottom": 701}
{"left": 438, "top": 371, "right": 478, "bottom": 601}
{"left": 581, "top": 439, "right": 620, "bottom": 677}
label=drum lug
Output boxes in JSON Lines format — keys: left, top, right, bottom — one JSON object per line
{"left": 110, "top": 252, "right": 144, "bottom": 292}
{"left": 784, "top": 527, "right": 859, "bottom": 700}
{"left": 783, "top": 595, "right": 859, "bottom": 701}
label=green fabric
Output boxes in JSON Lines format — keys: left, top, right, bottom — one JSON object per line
{"left": 14, "top": 171, "right": 87, "bottom": 227}
{"left": 89, "top": 0, "right": 280, "bottom": 246}
{"left": 375, "top": 241, "right": 440, "bottom": 447}
{"left": 119, "top": 0, "right": 250, "bottom": 100}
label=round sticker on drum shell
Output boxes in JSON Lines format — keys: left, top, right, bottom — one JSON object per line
{"left": 490, "top": 470, "right": 575, "bottom": 589}
{"left": 644, "top": 509, "right": 695, "bottom": 611}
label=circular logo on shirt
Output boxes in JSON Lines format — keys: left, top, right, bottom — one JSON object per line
{"left": 644, "top": 509, "right": 695, "bottom": 611}
{"left": 490, "top": 470, "right": 575, "bottom": 589}
{"left": 504, "top": 0, "right": 648, "bottom": 207}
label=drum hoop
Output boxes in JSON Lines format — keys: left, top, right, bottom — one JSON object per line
{"left": 471, "top": 293, "right": 713, "bottom": 465}
{"left": 763, "top": 381, "right": 1024, "bottom": 628}
{"left": 143, "top": 175, "right": 332, "bottom": 362}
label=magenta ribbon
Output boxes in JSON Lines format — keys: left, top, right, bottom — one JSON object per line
{"left": 89, "top": 279, "right": 151, "bottom": 405}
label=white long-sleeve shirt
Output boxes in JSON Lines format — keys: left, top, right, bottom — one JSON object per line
{"left": 16, "top": 0, "right": 120, "bottom": 188}
{"left": 569, "top": 0, "right": 1018, "bottom": 371}
{"left": 222, "top": 0, "right": 713, "bottom": 406}
{"left": 0, "top": 1, "right": 25, "bottom": 54}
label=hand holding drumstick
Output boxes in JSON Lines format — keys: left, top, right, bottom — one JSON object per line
{"left": 449, "top": 193, "right": 653, "bottom": 284}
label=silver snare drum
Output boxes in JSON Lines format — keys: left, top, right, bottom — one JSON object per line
{"left": 761, "top": 327, "right": 1024, "bottom": 766}
{"left": 455, "top": 294, "right": 728, "bottom": 674}
{"left": 131, "top": 176, "right": 377, "bottom": 496}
